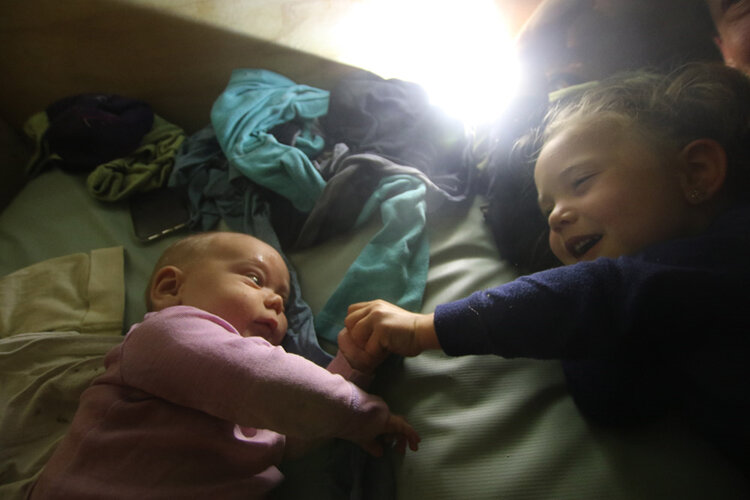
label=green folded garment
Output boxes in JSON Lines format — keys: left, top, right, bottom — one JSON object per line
{"left": 86, "top": 115, "right": 185, "bottom": 202}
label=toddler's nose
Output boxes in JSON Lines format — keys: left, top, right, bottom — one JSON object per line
{"left": 548, "top": 204, "right": 576, "bottom": 232}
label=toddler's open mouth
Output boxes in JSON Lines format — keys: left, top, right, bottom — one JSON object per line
{"left": 566, "top": 234, "right": 602, "bottom": 260}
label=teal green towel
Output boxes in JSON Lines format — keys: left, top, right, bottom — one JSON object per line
{"left": 314, "top": 175, "right": 429, "bottom": 343}
{"left": 210, "top": 69, "right": 329, "bottom": 212}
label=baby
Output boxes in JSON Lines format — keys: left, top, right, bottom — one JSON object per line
{"left": 30, "top": 231, "right": 418, "bottom": 499}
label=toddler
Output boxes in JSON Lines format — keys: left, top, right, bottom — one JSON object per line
{"left": 339, "top": 62, "right": 750, "bottom": 475}
{"left": 31, "top": 231, "right": 419, "bottom": 499}
{"left": 706, "top": 0, "right": 750, "bottom": 76}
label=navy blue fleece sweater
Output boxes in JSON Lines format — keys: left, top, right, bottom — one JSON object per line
{"left": 434, "top": 204, "right": 750, "bottom": 472}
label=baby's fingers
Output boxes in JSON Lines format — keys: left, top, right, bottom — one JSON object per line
{"left": 402, "top": 427, "right": 420, "bottom": 452}
{"left": 384, "top": 414, "right": 421, "bottom": 453}
{"left": 380, "top": 432, "right": 419, "bottom": 455}
{"left": 337, "top": 328, "right": 386, "bottom": 374}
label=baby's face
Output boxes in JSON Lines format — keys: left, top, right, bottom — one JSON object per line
{"left": 534, "top": 120, "right": 695, "bottom": 265}
{"left": 177, "top": 233, "right": 290, "bottom": 344}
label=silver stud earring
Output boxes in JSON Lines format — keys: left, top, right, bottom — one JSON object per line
{"left": 689, "top": 190, "right": 702, "bottom": 203}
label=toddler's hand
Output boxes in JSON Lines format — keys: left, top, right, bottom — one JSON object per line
{"left": 344, "top": 300, "right": 438, "bottom": 358}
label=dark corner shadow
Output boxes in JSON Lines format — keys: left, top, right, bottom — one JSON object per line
{"left": 0, "top": 0, "right": 371, "bottom": 134}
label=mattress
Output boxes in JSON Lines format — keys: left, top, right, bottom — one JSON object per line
{"left": 2, "top": 167, "right": 747, "bottom": 499}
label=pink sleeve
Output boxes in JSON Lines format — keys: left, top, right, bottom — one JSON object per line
{"left": 326, "top": 351, "right": 374, "bottom": 389}
{"left": 118, "top": 306, "right": 388, "bottom": 441}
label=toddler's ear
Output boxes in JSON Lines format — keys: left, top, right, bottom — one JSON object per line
{"left": 714, "top": 35, "right": 740, "bottom": 70}
{"left": 149, "top": 266, "right": 184, "bottom": 311}
{"left": 679, "top": 138, "right": 727, "bottom": 204}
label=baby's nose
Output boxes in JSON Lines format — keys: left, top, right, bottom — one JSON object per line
{"left": 264, "top": 290, "right": 284, "bottom": 314}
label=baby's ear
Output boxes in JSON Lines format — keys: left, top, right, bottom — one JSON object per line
{"left": 149, "top": 266, "right": 184, "bottom": 311}
{"left": 678, "top": 138, "right": 727, "bottom": 204}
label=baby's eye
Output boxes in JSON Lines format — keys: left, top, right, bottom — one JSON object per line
{"left": 247, "top": 273, "right": 262, "bottom": 286}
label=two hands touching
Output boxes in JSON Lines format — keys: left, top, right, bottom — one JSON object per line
{"left": 337, "top": 300, "right": 442, "bottom": 457}
{"left": 338, "top": 299, "right": 440, "bottom": 370}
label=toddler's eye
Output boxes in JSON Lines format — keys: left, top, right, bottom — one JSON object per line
{"left": 722, "top": 0, "right": 745, "bottom": 12}
{"left": 572, "top": 174, "right": 595, "bottom": 191}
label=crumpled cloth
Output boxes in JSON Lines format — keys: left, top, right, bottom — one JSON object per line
{"left": 314, "top": 174, "right": 429, "bottom": 343}
{"left": 23, "top": 94, "right": 154, "bottom": 176}
{"left": 169, "top": 125, "right": 332, "bottom": 367}
{"left": 86, "top": 115, "right": 186, "bottom": 201}
{"left": 210, "top": 68, "right": 329, "bottom": 213}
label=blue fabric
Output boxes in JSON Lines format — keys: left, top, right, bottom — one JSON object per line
{"left": 314, "top": 175, "right": 429, "bottom": 343}
{"left": 210, "top": 69, "right": 328, "bottom": 212}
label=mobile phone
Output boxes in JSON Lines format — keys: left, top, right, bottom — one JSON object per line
{"left": 129, "top": 187, "right": 192, "bottom": 243}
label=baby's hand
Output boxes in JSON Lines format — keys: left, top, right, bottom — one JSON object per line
{"left": 337, "top": 326, "right": 388, "bottom": 374}
{"left": 343, "top": 300, "right": 438, "bottom": 358}
{"left": 382, "top": 413, "right": 421, "bottom": 455}
{"left": 356, "top": 413, "right": 420, "bottom": 457}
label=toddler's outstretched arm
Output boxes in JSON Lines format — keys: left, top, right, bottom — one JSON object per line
{"left": 340, "top": 300, "right": 440, "bottom": 360}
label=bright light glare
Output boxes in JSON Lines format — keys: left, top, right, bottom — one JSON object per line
{"left": 334, "top": 0, "right": 520, "bottom": 126}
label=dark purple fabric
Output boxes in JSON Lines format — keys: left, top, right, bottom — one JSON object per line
{"left": 45, "top": 94, "right": 154, "bottom": 171}
{"left": 319, "top": 75, "right": 471, "bottom": 199}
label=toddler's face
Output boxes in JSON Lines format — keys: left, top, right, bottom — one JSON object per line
{"left": 534, "top": 120, "right": 695, "bottom": 266}
{"left": 177, "top": 233, "right": 290, "bottom": 345}
{"left": 707, "top": 0, "right": 750, "bottom": 77}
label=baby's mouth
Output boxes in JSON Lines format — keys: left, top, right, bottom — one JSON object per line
{"left": 566, "top": 234, "right": 602, "bottom": 260}
{"left": 253, "top": 318, "right": 279, "bottom": 339}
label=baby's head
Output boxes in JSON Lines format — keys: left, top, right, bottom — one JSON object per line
{"left": 146, "top": 232, "right": 290, "bottom": 345}
{"left": 534, "top": 62, "right": 750, "bottom": 265}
